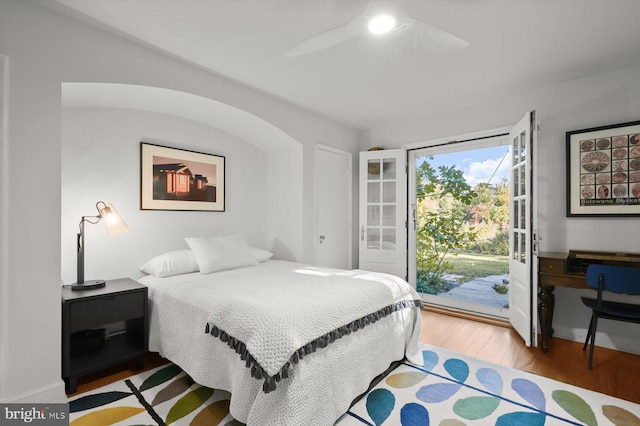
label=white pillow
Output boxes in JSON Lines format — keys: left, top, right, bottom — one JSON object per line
{"left": 251, "top": 247, "right": 274, "bottom": 263}
{"left": 139, "top": 250, "right": 199, "bottom": 278}
{"left": 185, "top": 235, "right": 258, "bottom": 274}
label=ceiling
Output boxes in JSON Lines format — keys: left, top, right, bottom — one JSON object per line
{"left": 49, "top": 0, "right": 640, "bottom": 130}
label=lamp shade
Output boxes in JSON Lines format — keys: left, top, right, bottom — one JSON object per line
{"left": 98, "top": 202, "right": 128, "bottom": 237}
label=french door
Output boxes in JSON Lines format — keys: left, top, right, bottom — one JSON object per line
{"left": 403, "top": 111, "right": 538, "bottom": 347}
{"left": 358, "top": 149, "right": 407, "bottom": 279}
{"left": 508, "top": 111, "right": 539, "bottom": 347}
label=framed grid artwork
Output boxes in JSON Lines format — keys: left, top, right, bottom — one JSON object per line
{"left": 566, "top": 120, "right": 640, "bottom": 216}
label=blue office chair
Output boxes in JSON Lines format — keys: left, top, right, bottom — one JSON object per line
{"left": 582, "top": 264, "right": 640, "bottom": 369}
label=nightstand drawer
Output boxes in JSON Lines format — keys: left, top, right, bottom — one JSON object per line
{"left": 539, "top": 258, "right": 565, "bottom": 274}
{"left": 69, "top": 291, "right": 144, "bottom": 332}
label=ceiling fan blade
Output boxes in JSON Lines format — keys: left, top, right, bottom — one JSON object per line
{"left": 401, "top": 18, "right": 469, "bottom": 54}
{"left": 286, "top": 16, "right": 366, "bottom": 57}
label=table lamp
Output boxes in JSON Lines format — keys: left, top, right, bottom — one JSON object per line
{"left": 73, "top": 201, "right": 128, "bottom": 290}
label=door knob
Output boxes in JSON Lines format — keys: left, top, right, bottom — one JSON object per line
{"left": 319, "top": 235, "right": 326, "bottom": 244}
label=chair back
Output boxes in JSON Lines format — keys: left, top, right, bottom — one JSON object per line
{"left": 585, "top": 264, "right": 640, "bottom": 295}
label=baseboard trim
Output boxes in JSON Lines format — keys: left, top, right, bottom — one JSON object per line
{"left": 552, "top": 325, "right": 640, "bottom": 356}
{"left": 422, "top": 304, "right": 511, "bottom": 328}
{"left": 6, "top": 380, "right": 67, "bottom": 404}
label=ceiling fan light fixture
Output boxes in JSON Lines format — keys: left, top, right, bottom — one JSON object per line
{"left": 286, "top": 0, "right": 468, "bottom": 57}
{"left": 368, "top": 14, "right": 396, "bottom": 35}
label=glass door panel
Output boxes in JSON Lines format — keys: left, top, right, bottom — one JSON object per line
{"left": 367, "top": 182, "right": 381, "bottom": 202}
{"left": 382, "top": 228, "right": 396, "bottom": 249}
{"left": 382, "top": 205, "right": 395, "bottom": 226}
{"left": 383, "top": 182, "right": 396, "bottom": 202}
{"left": 368, "top": 159, "right": 382, "bottom": 180}
{"left": 383, "top": 159, "right": 396, "bottom": 179}
{"left": 367, "top": 228, "right": 380, "bottom": 249}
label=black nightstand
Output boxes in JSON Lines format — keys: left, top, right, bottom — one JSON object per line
{"left": 62, "top": 278, "right": 148, "bottom": 394}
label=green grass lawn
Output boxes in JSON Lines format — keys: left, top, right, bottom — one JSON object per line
{"left": 445, "top": 251, "right": 508, "bottom": 280}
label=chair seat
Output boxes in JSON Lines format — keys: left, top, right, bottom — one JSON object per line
{"left": 581, "top": 296, "right": 640, "bottom": 321}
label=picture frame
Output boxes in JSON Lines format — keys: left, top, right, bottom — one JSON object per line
{"left": 566, "top": 120, "right": 640, "bottom": 217}
{"left": 140, "top": 142, "right": 225, "bottom": 211}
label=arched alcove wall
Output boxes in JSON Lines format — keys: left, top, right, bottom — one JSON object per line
{"left": 61, "top": 82, "right": 303, "bottom": 282}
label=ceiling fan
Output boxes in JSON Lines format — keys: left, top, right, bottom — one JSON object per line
{"left": 286, "top": 0, "right": 469, "bottom": 57}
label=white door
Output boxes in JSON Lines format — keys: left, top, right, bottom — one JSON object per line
{"left": 315, "top": 145, "right": 352, "bottom": 269}
{"left": 359, "top": 149, "right": 407, "bottom": 279}
{"left": 508, "top": 111, "right": 539, "bottom": 347}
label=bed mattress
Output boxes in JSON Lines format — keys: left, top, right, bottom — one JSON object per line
{"left": 139, "top": 260, "right": 422, "bottom": 425}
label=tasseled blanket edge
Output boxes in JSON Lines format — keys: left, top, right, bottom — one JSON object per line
{"left": 204, "top": 298, "right": 423, "bottom": 394}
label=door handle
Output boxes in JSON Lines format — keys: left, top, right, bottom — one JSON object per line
{"left": 319, "top": 235, "right": 325, "bottom": 244}
{"left": 412, "top": 204, "right": 417, "bottom": 230}
{"left": 361, "top": 225, "right": 365, "bottom": 241}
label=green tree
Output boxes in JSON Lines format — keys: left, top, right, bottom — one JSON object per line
{"left": 493, "top": 179, "right": 510, "bottom": 224}
{"left": 461, "top": 179, "right": 510, "bottom": 255}
{"left": 415, "top": 159, "right": 478, "bottom": 294}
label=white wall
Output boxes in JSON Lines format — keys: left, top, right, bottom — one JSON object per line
{"left": 61, "top": 107, "right": 270, "bottom": 282}
{"left": 367, "top": 64, "right": 640, "bottom": 354}
{"left": 0, "top": 0, "right": 359, "bottom": 403}
{"left": 267, "top": 148, "right": 304, "bottom": 261}
{"left": 0, "top": 54, "right": 9, "bottom": 405}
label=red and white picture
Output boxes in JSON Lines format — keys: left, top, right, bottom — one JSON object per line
{"left": 141, "top": 142, "right": 225, "bottom": 211}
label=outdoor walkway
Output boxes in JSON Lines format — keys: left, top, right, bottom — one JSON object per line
{"left": 438, "top": 274, "right": 509, "bottom": 308}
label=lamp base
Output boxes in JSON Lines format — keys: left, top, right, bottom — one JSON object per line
{"left": 71, "top": 280, "right": 106, "bottom": 291}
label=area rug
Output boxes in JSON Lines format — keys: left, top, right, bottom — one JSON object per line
{"left": 340, "top": 344, "right": 640, "bottom": 426}
{"left": 68, "top": 343, "right": 640, "bottom": 426}
{"left": 68, "top": 363, "right": 239, "bottom": 426}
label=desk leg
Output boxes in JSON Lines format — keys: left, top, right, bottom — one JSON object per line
{"left": 538, "top": 284, "right": 555, "bottom": 352}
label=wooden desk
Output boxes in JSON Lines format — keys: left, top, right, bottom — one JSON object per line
{"left": 538, "top": 250, "right": 640, "bottom": 352}
{"left": 538, "top": 252, "right": 589, "bottom": 352}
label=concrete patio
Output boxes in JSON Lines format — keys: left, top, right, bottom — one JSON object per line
{"left": 437, "top": 274, "right": 510, "bottom": 308}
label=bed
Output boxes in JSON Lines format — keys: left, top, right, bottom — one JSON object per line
{"left": 138, "top": 237, "right": 422, "bottom": 426}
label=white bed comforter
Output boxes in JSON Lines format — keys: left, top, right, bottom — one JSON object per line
{"left": 140, "top": 260, "right": 422, "bottom": 426}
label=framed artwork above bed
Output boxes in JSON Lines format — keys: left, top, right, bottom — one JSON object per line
{"left": 140, "top": 142, "right": 225, "bottom": 211}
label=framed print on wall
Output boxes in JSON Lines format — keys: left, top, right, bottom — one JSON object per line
{"left": 566, "top": 120, "right": 640, "bottom": 217}
{"left": 141, "top": 142, "right": 225, "bottom": 211}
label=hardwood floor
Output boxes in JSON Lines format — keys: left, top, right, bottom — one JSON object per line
{"left": 421, "top": 309, "right": 640, "bottom": 405}
{"left": 67, "top": 309, "right": 640, "bottom": 405}
{"left": 66, "top": 352, "right": 167, "bottom": 398}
